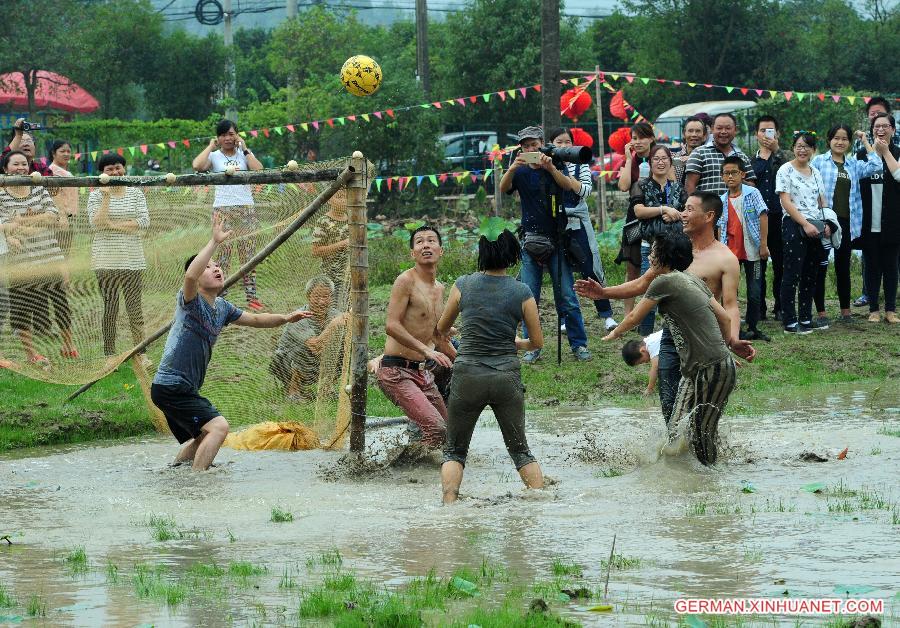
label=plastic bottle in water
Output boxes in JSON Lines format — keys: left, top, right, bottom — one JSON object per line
{"left": 638, "top": 160, "right": 650, "bottom": 179}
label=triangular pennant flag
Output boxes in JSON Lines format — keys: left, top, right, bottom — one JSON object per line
{"left": 656, "top": 78, "right": 665, "bottom": 84}
{"left": 182, "top": 139, "right": 190, "bottom": 147}
{"left": 863, "top": 97, "right": 871, "bottom": 104}
{"left": 456, "top": 98, "right": 466, "bottom": 106}
{"left": 498, "top": 91, "right": 506, "bottom": 101}
{"left": 373, "top": 111, "right": 382, "bottom": 119}
{"left": 416, "top": 175, "right": 424, "bottom": 186}
{"left": 428, "top": 174, "right": 437, "bottom": 186}
{"left": 817, "top": 93, "right": 825, "bottom": 102}
{"left": 90, "top": 151, "right": 98, "bottom": 160}
{"left": 688, "top": 82, "right": 696, "bottom": 87}
{"left": 301, "top": 123, "right": 309, "bottom": 132}
{"left": 239, "top": 131, "right": 247, "bottom": 138}
{"left": 420, "top": 103, "right": 431, "bottom": 109}
{"left": 386, "top": 109, "right": 395, "bottom": 117}
{"left": 602, "top": 82, "right": 612, "bottom": 89}
{"left": 262, "top": 128, "right": 270, "bottom": 137}
{"left": 725, "top": 86, "right": 735, "bottom": 93}
{"left": 439, "top": 173, "right": 449, "bottom": 183}
{"left": 434, "top": 102, "right": 442, "bottom": 109}
{"left": 445, "top": 100, "right": 454, "bottom": 106}
{"left": 115, "top": 148, "right": 123, "bottom": 156}
{"left": 128, "top": 147, "right": 136, "bottom": 156}
{"left": 784, "top": 91, "right": 793, "bottom": 101}
{"left": 703, "top": 83, "right": 712, "bottom": 89}
{"left": 362, "top": 114, "right": 370, "bottom": 122}
{"left": 347, "top": 115, "right": 356, "bottom": 122}
{"left": 74, "top": 152, "right": 81, "bottom": 160}
{"left": 286, "top": 124, "right": 295, "bottom": 132}
{"left": 768, "top": 90, "right": 777, "bottom": 98}
{"left": 755, "top": 89, "right": 763, "bottom": 96}
{"left": 483, "top": 169, "right": 492, "bottom": 181}
{"left": 312, "top": 121, "right": 320, "bottom": 130}
{"left": 274, "top": 126, "right": 284, "bottom": 135}
{"left": 831, "top": 94, "right": 841, "bottom": 103}
{"left": 571, "top": 78, "right": 579, "bottom": 86}
{"left": 612, "top": 74, "right": 620, "bottom": 81}
{"left": 156, "top": 143, "right": 165, "bottom": 151}
{"left": 519, "top": 87, "right": 527, "bottom": 98}
{"left": 375, "top": 178, "right": 383, "bottom": 192}
{"left": 533, "top": 84, "right": 541, "bottom": 92}
{"left": 168, "top": 141, "right": 176, "bottom": 148}
{"left": 469, "top": 95, "right": 478, "bottom": 103}
{"left": 507, "top": 89, "right": 516, "bottom": 99}
{"left": 740, "top": 88, "right": 748, "bottom": 96}
{"left": 250, "top": 129, "right": 259, "bottom": 137}
{"left": 847, "top": 96, "right": 856, "bottom": 105}
{"left": 140, "top": 144, "right": 148, "bottom": 154}
{"left": 560, "top": 78, "right": 570, "bottom": 85}
{"left": 386, "top": 178, "right": 392, "bottom": 190}
{"left": 640, "top": 77, "right": 650, "bottom": 85}
{"left": 796, "top": 92, "right": 805, "bottom": 102}
{"left": 482, "top": 93, "right": 490, "bottom": 102}
{"left": 673, "top": 80, "right": 681, "bottom": 86}
{"left": 336, "top": 117, "right": 345, "bottom": 125}
{"left": 326, "top": 119, "right": 335, "bottom": 128}
{"left": 470, "top": 174, "right": 477, "bottom": 183}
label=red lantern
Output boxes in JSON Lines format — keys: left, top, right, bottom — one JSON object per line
{"left": 609, "top": 90, "right": 628, "bottom": 121}
{"left": 608, "top": 126, "right": 631, "bottom": 155}
{"left": 560, "top": 88, "right": 592, "bottom": 121}
{"left": 570, "top": 127, "right": 594, "bottom": 149}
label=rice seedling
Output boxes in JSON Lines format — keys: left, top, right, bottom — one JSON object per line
{"left": 26, "top": 593, "right": 47, "bottom": 617}
{"left": 551, "top": 558, "right": 583, "bottom": 577}
{"left": 132, "top": 564, "right": 186, "bottom": 607}
{"left": 601, "top": 553, "right": 642, "bottom": 570}
{"left": 65, "top": 546, "right": 89, "bottom": 574}
{"left": 686, "top": 501, "right": 708, "bottom": 516}
{"left": 105, "top": 561, "right": 119, "bottom": 585}
{"left": 0, "top": 583, "right": 16, "bottom": 608}
{"left": 270, "top": 506, "right": 294, "bottom": 523}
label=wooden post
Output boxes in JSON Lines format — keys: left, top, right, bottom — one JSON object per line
{"left": 540, "top": 0, "right": 561, "bottom": 133}
{"left": 347, "top": 151, "right": 370, "bottom": 452}
{"left": 492, "top": 156, "right": 503, "bottom": 216}
{"left": 594, "top": 66, "right": 608, "bottom": 232}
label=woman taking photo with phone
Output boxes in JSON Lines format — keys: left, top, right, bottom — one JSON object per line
{"left": 810, "top": 125, "right": 881, "bottom": 324}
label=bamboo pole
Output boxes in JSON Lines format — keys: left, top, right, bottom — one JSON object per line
{"left": 0, "top": 168, "right": 343, "bottom": 188}
{"left": 346, "top": 151, "right": 371, "bottom": 453}
{"left": 594, "top": 66, "right": 608, "bottom": 232}
{"left": 64, "top": 164, "right": 356, "bottom": 403}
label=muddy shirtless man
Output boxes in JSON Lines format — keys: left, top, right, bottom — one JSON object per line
{"left": 376, "top": 226, "right": 457, "bottom": 446}
{"left": 577, "top": 192, "right": 754, "bottom": 425}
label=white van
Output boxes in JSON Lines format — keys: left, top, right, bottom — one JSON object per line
{"left": 654, "top": 100, "right": 757, "bottom": 148}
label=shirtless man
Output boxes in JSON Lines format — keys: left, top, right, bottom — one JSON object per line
{"left": 576, "top": 192, "right": 753, "bottom": 425}
{"left": 376, "top": 225, "right": 456, "bottom": 446}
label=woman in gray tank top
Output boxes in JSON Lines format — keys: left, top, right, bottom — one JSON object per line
{"left": 436, "top": 229, "right": 545, "bottom": 504}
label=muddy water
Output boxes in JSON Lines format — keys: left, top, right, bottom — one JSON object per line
{"left": 1, "top": 385, "right": 899, "bottom": 626}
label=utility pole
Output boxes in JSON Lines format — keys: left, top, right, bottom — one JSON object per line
{"left": 287, "top": 0, "right": 296, "bottom": 18}
{"left": 540, "top": 0, "right": 560, "bottom": 133}
{"left": 594, "top": 65, "right": 608, "bottom": 232}
{"left": 415, "top": 0, "right": 430, "bottom": 99}
{"left": 224, "top": 0, "right": 237, "bottom": 120}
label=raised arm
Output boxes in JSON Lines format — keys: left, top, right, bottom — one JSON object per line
{"left": 184, "top": 212, "right": 231, "bottom": 302}
{"left": 192, "top": 138, "right": 217, "bottom": 172}
{"left": 574, "top": 268, "right": 658, "bottom": 301}
{"left": 603, "top": 297, "right": 658, "bottom": 340}
{"left": 239, "top": 139, "right": 264, "bottom": 171}
{"left": 235, "top": 309, "right": 313, "bottom": 328}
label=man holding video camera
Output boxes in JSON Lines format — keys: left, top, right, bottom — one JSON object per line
{"left": 499, "top": 125, "right": 591, "bottom": 362}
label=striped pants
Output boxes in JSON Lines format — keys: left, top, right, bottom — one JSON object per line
{"left": 670, "top": 357, "right": 736, "bottom": 466}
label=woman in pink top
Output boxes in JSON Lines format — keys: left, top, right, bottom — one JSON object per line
{"left": 49, "top": 140, "right": 78, "bottom": 255}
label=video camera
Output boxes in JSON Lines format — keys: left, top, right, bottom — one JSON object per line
{"left": 538, "top": 144, "right": 592, "bottom": 164}
{"left": 21, "top": 121, "right": 43, "bottom": 132}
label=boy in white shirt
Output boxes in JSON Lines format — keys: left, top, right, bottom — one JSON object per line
{"left": 621, "top": 330, "right": 662, "bottom": 396}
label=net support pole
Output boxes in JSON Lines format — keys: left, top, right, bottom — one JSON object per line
{"left": 65, "top": 165, "right": 356, "bottom": 403}
{"left": 347, "top": 151, "right": 371, "bottom": 453}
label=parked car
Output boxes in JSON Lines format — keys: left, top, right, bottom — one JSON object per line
{"left": 440, "top": 131, "right": 519, "bottom": 171}
{"left": 654, "top": 100, "right": 757, "bottom": 148}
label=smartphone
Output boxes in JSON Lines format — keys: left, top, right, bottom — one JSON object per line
{"left": 520, "top": 151, "right": 542, "bottom": 164}
{"left": 764, "top": 128, "right": 776, "bottom": 139}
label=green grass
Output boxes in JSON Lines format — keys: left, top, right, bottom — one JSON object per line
{"left": 0, "top": 583, "right": 16, "bottom": 608}
{"left": 64, "top": 546, "right": 89, "bottom": 574}
{"left": 132, "top": 564, "right": 187, "bottom": 607}
{"left": 148, "top": 514, "right": 178, "bottom": 541}
{"left": 1, "top": 240, "right": 898, "bottom": 453}
{"left": 307, "top": 548, "right": 344, "bottom": 570}
{"left": 550, "top": 558, "right": 583, "bottom": 578}
{"left": 601, "top": 554, "right": 642, "bottom": 570}
{"left": 105, "top": 562, "right": 120, "bottom": 585}
{"left": 270, "top": 506, "right": 294, "bottom": 523}
{"left": 26, "top": 593, "right": 47, "bottom": 617}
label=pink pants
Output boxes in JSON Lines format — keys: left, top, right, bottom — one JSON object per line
{"left": 376, "top": 366, "right": 447, "bottom": 446}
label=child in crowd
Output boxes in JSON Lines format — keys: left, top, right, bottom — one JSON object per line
{"left": 621, "top": 330, "right": 662, "bottom": 396}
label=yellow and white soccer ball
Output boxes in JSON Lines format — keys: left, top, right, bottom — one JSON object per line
{"left": 340, "top": 55, "right": 382, "bottom": 97}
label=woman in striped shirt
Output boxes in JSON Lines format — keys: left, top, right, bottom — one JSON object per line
{"left": 87, "top": 154, "right": 150, "bottom": 365}
{"left": 0, "top": 150, "right": 77, "bottom": 364}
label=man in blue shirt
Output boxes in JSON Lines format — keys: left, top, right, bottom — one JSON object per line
{"left": 151, "top": 213, "right": 312, "bottom": 470}
{"left": 499, "top": 126, "right": 591, "bottom": 362}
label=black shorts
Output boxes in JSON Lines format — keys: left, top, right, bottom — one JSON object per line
{"left": 150, "top": 383, "right": 221, "bottom": 444}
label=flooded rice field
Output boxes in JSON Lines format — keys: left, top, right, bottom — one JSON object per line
{"left": 1, "top": 385, "right": 899, "bottom": 626}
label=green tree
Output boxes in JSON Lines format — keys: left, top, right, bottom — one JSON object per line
{"left": 0, "top": 0, "right": 90, "bottom": 116}
{"left": 234, "top": 28, "right": 284, "bottom": 106}
{"left": 143, "top": 31, "right": 227, "bottom": 119}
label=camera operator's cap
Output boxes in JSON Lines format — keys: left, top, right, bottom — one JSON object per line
{"left": 516, "top": 126, "right": 544, "bottom": 143}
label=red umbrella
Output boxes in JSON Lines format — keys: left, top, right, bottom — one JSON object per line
{"left": 0, "top": 71, "right": 99, "bottom": 113}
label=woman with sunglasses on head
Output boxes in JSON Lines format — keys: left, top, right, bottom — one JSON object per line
{"left": 776, "top": 131, "right": 834, "bottom": 334}
{"left": 858, "top": 113, "right": 900, "bottom": 324}
{"left": 811, "top": 125, "right": 881, "bottom": 324}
